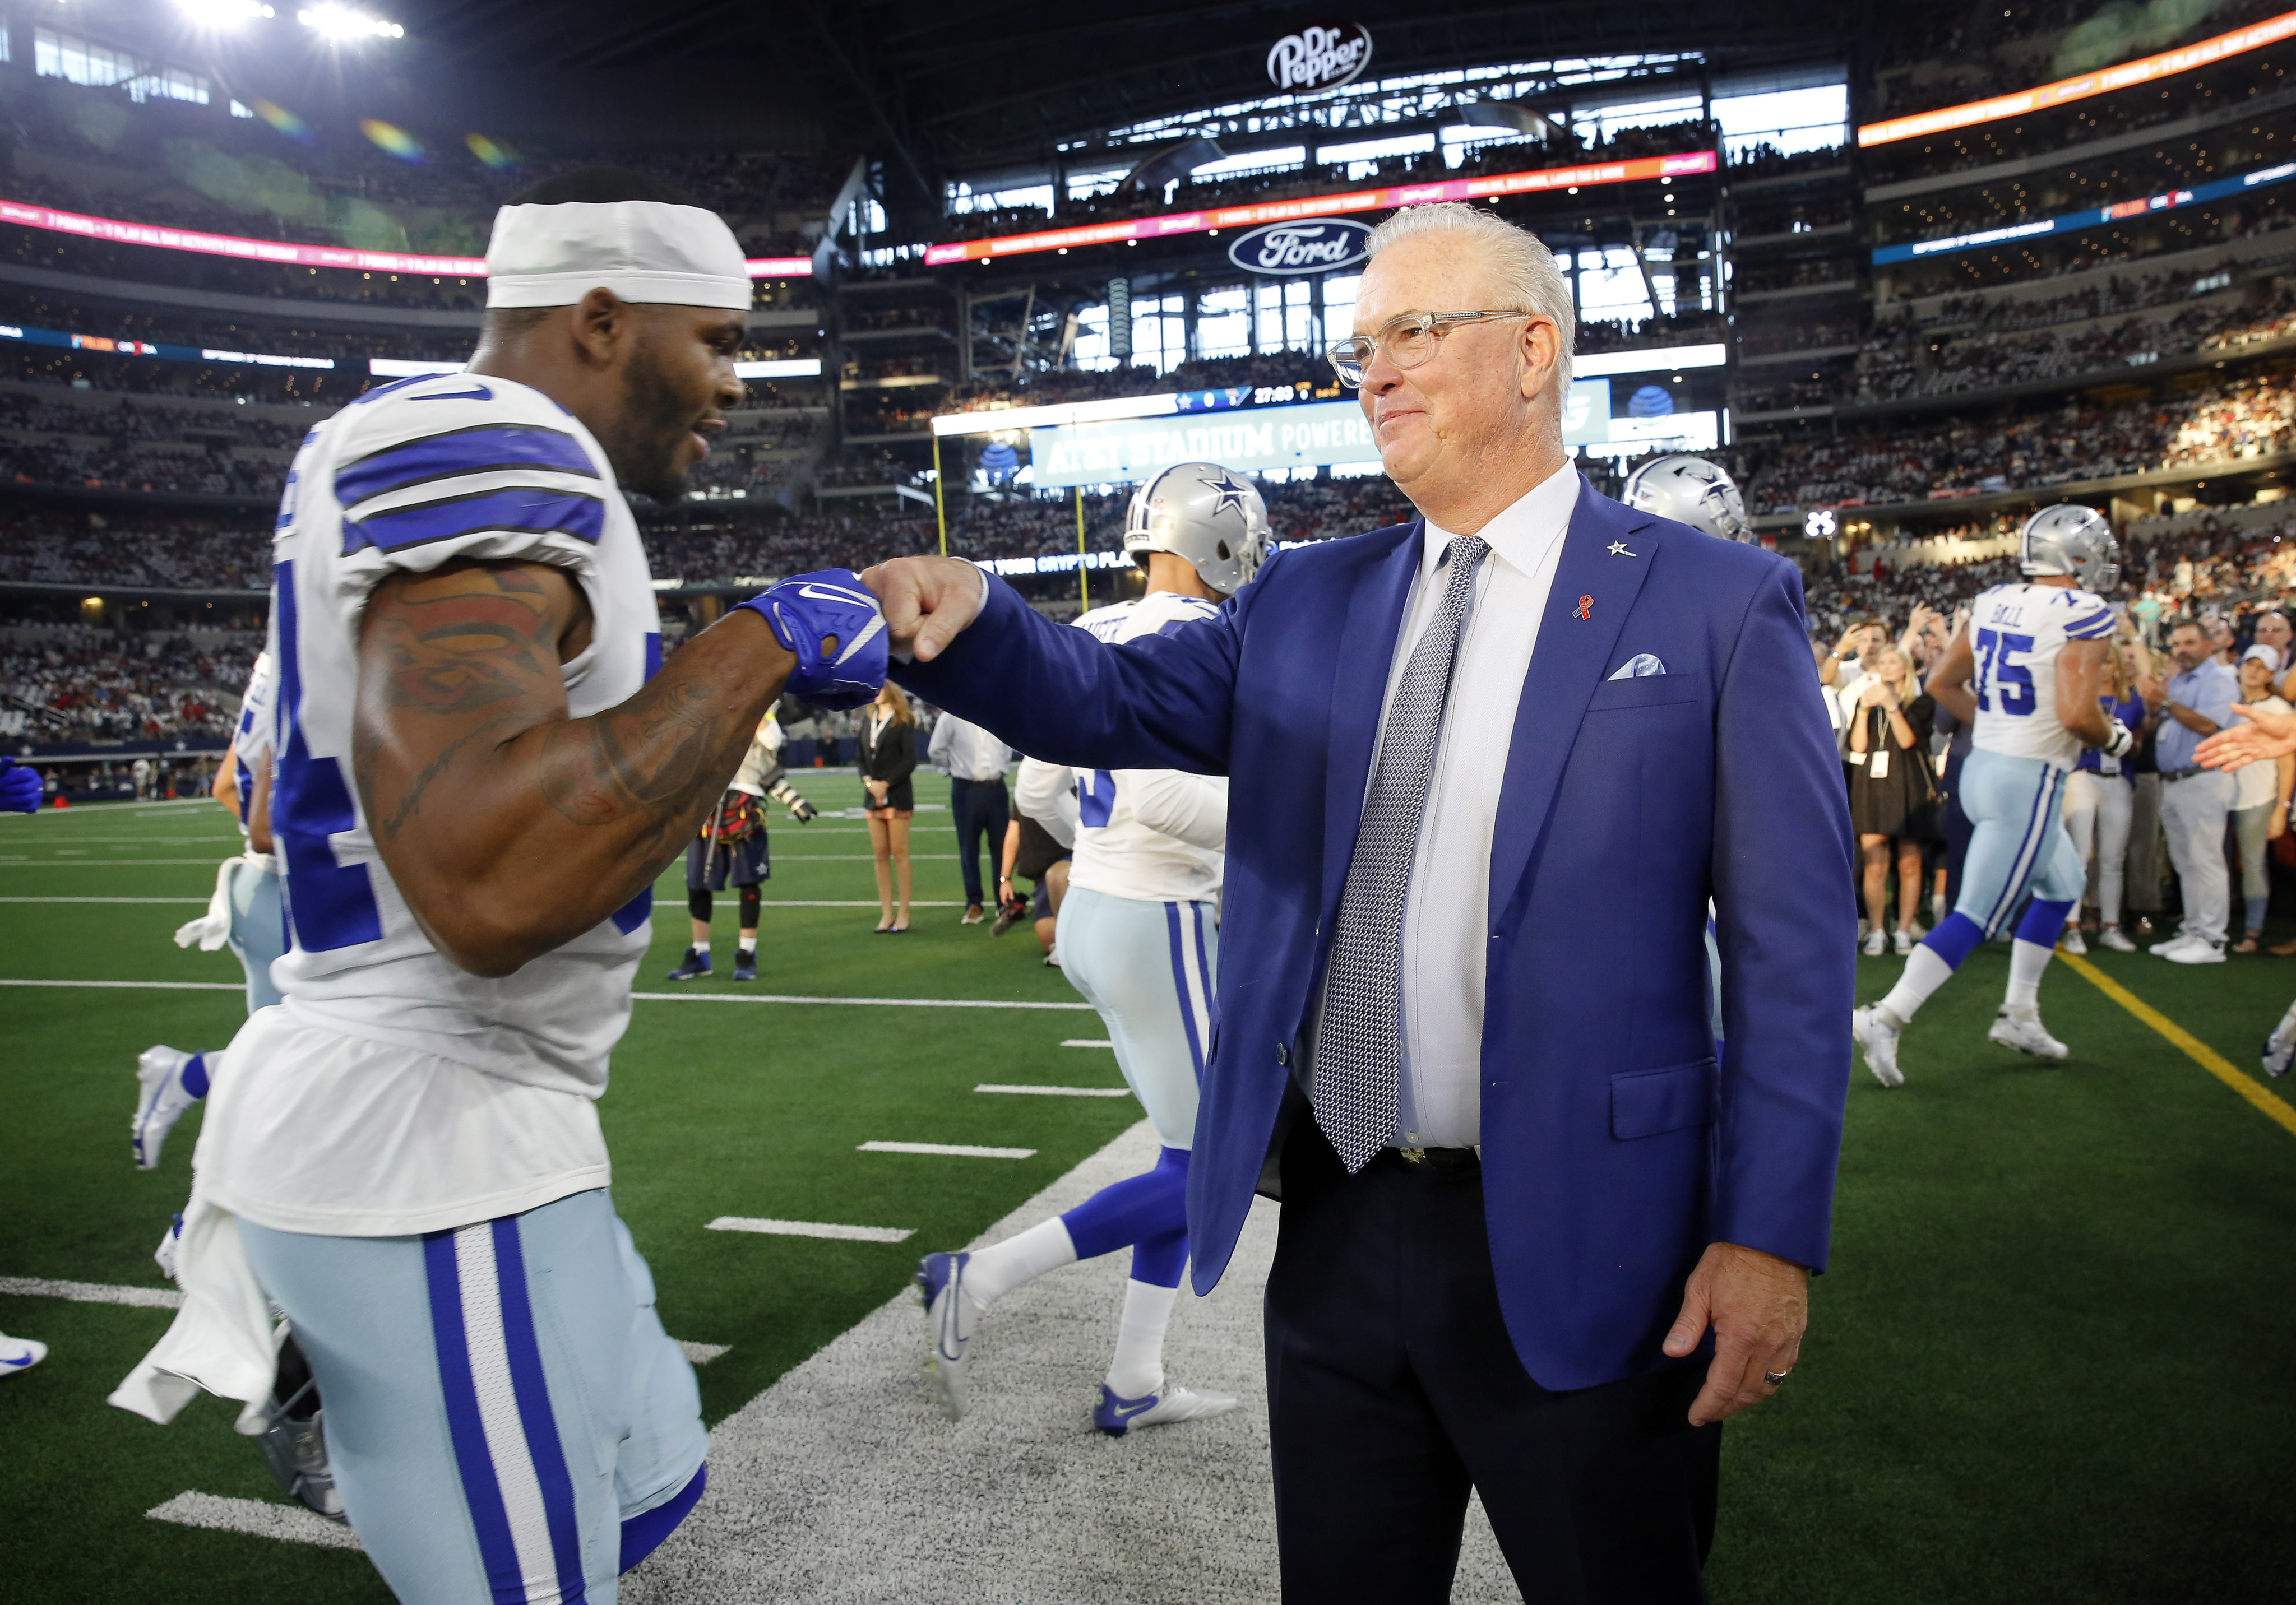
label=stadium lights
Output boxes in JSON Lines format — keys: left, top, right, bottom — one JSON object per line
{"left": 298, "top": 4, "right": 403, "bottom": 39}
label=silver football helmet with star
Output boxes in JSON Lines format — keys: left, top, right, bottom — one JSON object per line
{"left": 1123, "top": 462, "right": 1272, "bottom": 597}
{"left": 1621, "top": 454, "right": 1752, "bottom": 543}
{"left": 2019, "top": 503, "right": 2120, "bottom": 592}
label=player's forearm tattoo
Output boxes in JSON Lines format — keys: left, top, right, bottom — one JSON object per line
{"left": 359, "top": 559, "right": 772, "bottom": 894}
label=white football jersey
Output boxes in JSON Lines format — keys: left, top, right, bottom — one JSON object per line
{"left": 266, "top": 370, "right": 660, "bottom": 1092}
{"left": 229, "top": 652, "right": 275, "bottom": 860}
{"left": 1969, "top": 581, "right": 2116, "bottom": 769}
{"left": 1015, "top": 591, "right": 1229, "bottom": 905}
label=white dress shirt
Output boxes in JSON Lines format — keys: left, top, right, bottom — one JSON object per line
{"left": 927, "top": 712, "right": 1013, "bottom": 782}
{"left": 1312, "top": 462, "right": 1579, "bottom": 1149}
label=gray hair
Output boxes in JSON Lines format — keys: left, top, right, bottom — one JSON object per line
{"left": 1363, "top": 201, "right": 1576, "bottom": 392}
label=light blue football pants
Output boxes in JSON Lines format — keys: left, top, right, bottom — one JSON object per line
{"left": 239, "top": 1189, "right": 707, "bottom": 1604}
{"left": 226, "top": 857, "right": 286, "bottom": 1013}
{"left": 1955, "top": 749, "right": 2087, "bottom": 936}
{"left": 1057, "top": 885, "right": 1218, "bottom": 1150}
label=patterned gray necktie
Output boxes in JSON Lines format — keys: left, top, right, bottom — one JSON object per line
{"left": 1313, "top": 534, "right": 1490, "bottom": 1173}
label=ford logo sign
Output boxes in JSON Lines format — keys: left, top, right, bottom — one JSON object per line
{"left": 1266, "top": 23, "right": 1374, "bottom": 96}
{"left": 1228, "top": 218, "right": 1373, "bottom": 276}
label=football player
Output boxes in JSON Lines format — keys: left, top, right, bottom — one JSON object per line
{"left": 664, "top": 707, "right": 812, "bottom": 982}
{"left": 111, "top": 174, "right": 887, "bottom": 1602}
{"left": 1853, "top": 505, "right": 2130, "bottom": 1085}
{"left": 916, "top": 463, "right": 1267, "bottom": 1434}
{"left": 1, "top": 756, "right": 45, "bottom": 1375}
{"left": 132, "top": 650, "right": 283, "bottom": 1170}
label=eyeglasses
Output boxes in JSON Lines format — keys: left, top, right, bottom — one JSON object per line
{"left": 1325, "top": 309, "right": 1536, "bottom": 389}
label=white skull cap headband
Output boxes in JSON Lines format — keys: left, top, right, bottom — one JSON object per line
{"left": 485, "top": 200, "right": 749, "bottom": 310}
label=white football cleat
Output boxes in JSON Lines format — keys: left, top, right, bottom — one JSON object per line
{"left": 2262, "top": 1005, "right": 2296, "bottom": 1078}
{"left": 1851, "top": 1005, "right": 1905, "bottom": 1088}
{"left": 1093, "top": 1382, "right": 1239, "bottom": 1436}
{"left": 1988, "top": 1005, "right": 2068, "bottom": 1061}
{"left": 131, "top": 1047, "right": 202, "bottom": 1171}
{"left": 0, "top": 1332, "right": 47, "bottom": 1376}
{"left": 2095, "top": 927, "right": 2137, "bottom": 953}
{"left": 2059, "top": 928, "right": 2087, "bottom": 956}
{"left": 154, "top": 1213, "right": 184, "bottom": 1281}
{"left": 916, "top": 1251, "right": 982, "bottom": 1420}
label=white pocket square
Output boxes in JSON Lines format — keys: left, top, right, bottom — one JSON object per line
{"left": 1607, "top": 653, "right": 1667, "bottom": 680}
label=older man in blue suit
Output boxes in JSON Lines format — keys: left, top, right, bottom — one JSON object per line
{"left": 868, "top": 201, "right": 1853, "bottom": 1603}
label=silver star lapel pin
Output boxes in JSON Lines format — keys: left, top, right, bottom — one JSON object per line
{"left": 1607, "top": 541, "right": 1635, "bottom": 557}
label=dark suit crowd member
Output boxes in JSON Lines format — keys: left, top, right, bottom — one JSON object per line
{"left": 858, "top": 681, "right": 918, "bottom": 933}
{"left": 868, "top": 200, "right": 1853, "bottom": 1603}
{"left": 928, "top": 711, "right": 1013, "bottom": 924}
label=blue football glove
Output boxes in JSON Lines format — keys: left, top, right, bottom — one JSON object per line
{"left": 735, "top": 569, "right": 888, "bottom": 711}
{"left": 0, "top": 756, "right": 40, "bottom": 813}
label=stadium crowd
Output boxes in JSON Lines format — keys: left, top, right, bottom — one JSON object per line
{"left": 1731, "top": 360, "right": 2296, "bottom": 512}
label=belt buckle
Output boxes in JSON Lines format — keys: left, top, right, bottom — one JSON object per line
{"left": 1396, "top": 1146, "right": 1428, "bottom": 1166}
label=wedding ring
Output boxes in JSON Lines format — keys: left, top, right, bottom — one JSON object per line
{"left": 1763, "top": 1369, "right": 1790, "bottom": 1386}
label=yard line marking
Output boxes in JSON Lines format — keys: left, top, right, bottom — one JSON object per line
{"left": 0, "top": 897, "right": 209, "bottom": 904}
{"left": 640, "top": 899, "right": 969, "bottom": 910}
{"left": 859, "top": 1140, "right": 1036, "bottom": 1160}
{"left": 146, "top": 1492, "right": 362, "bottom": 1551}
{"left": 706, "top": 1217, "right": 915, "bottom": 1244}
{"left": 975, "top": 1084, "right": 1132, "bottom": 1098}
{"left": 2059, "top": 951, "right": 2296, "bottom": 1139}
{"left": 676, "top": 1340, "right": 731, "bottom": 1365}
{"left": 0, "top": 979, "right": 241, "bottom": 992}
{"left": 0, "top": 980, "right": 1091, "bottom": 1009}
{"left": 1061, "top": 1038, "right": 1114, "bottom": 1048}
{"left": 0, "top": 1274, "right": 184, "bottom": 1309}
{"left": 0, "top": 857, "right": 255, "bottom": 867}
{"left": 629, "top": 991, "right": 1091, "bottom": 1010}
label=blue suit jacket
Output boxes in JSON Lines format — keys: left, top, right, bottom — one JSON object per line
{"left": 898, "top": 477, "right": 1855, "bottom": 1390}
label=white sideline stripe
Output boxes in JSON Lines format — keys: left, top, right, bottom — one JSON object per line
{"left": 975, "top": 1084, "right": 1131, "bottom": 1098}
{"left": 677, "top": 1340, "right": 732, "bottom": 1365}
{"left": 706, "top": 1217, "right": 914, "bottom": 1244}
{"left": 0, "top": 896, "right": 209, "bottom": 904}
{"left": 859, "top": 1140, "right": 1036, "bottom": 1159}
{"left": 0, "top": 979, "right": 242, "bottom": 992}
{"left": 0, "top": 980, "right": 1093, "bottom": 1010}
{"left": 0, "top": 1274, "right": 184, "bottom": 1309}
{"left": 629, "top": 991, "right": 1091, "bottom": 1010}
{"left": 1061, "top": 1038, "right": 1114, "bottom": 1048}
{"left": 146, "top": 1492, "right": 363, "bottom": 1551}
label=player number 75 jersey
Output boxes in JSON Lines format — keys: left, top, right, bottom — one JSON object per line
{"left": 1968, "top": 581, "right": 2115, "bottom": 771}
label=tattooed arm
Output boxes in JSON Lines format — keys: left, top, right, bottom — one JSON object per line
{"left": 353, "top": 558, "right": 794, "bottom": 976}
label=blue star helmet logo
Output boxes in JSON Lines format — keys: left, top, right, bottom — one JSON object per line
{"left": 1201, "top": 469, "right": 1253, "bottom": 519}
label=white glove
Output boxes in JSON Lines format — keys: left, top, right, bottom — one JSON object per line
{"left": 2103, "top": 718, "right": 2136, "bottom": 760}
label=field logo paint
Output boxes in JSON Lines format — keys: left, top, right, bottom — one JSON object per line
{"left": 1266, "top": 23, "right": 1373, "bottom": 95}
{"left": 1228, "top": 219, "right": 1372, "bottom": 275}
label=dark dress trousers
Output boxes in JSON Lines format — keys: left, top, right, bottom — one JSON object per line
{"left": 897, "top": 479, "right": 1855, "bottom": 1601}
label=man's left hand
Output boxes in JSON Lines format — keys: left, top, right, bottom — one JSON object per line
{"left": 1661, "top": 1241, "right": 1808, "bottom": 1426}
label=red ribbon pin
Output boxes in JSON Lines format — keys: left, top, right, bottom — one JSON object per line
{"left": 1573, "top": 594, "right": 1593, "bottom": 620}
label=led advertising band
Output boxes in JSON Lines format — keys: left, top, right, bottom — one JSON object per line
{"left": 923, "top": 151, "right": 1719, "bottom": 266}
{"left": 1871, "top": 158, "right": 2296, "bottom": 263}
{"left": 0, "top": 197, "right": 811, "bottom": 277}
{"left": 1857, "top": 8, "right": 2296, "bottom": 147}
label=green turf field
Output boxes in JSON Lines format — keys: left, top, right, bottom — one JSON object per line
{"left": 2, "top": 777, "right": 2293, "bottom": 1602}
